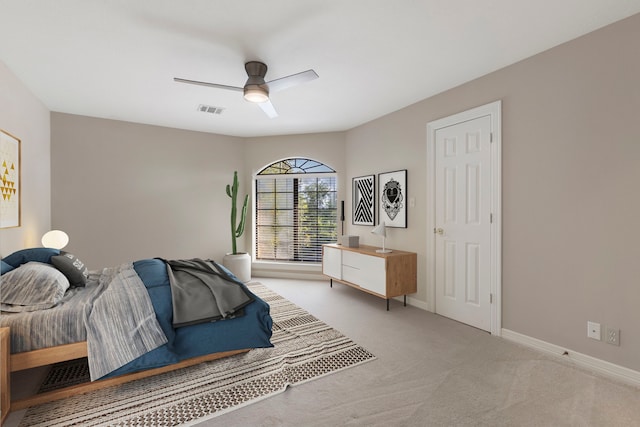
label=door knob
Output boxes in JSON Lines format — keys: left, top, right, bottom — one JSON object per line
{"left": 436, "top": 228, "right": 444, "bottom": 235}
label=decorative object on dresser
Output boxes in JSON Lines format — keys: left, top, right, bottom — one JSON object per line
{"left": 222, "top": 170, "right": 251, "bottom": 282}
{"left": 341, "top": 235, "right": 359, "bottom": 248}
{"left": 370, "top": 221, "right": 391, "bottom": 253}
{"left": 379, "top": 169, "right": 407, "bottom": 228}
{"left": 0, "top": 129, "right": 21, "bottom": 229}
{"left": 352, "top": 174, "right": 375, "bottom": 226}
{"left": 322, "top": 243, "right": 416, "bottom": 310}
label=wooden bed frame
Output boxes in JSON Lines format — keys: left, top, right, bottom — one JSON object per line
{"left": 8, "top": 341, "right": 249, "bottom": 412}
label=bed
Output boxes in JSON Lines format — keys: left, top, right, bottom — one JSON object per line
{"left": 0, "top": 249, "right": 273, "bottom": 412}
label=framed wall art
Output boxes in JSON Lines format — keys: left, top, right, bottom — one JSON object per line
{"left": 0, "top": 129, "right": 20, "bottom": 228}
{"left": 0, "top": 129, "right": 21, "bottom": 228}
{"left": 352, "top": 174, "right": 375, "bottom": 226}
{"left": 379, "top": 169, "right": 407, "bottom": 228}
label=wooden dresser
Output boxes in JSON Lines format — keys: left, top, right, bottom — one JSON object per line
{"left": 322, "top": 243, "right": 417, "bottom": 310}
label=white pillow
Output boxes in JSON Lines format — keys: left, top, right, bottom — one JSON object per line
{"left": 0, "top": 262, "right": 70, "bottom": 312}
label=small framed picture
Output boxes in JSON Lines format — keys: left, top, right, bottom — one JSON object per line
{"left": 378, "top": 170, "right": 407, "bottom": 228}
{"left": 0, "top": 129, "right": 21, "bottom": 229}
{"left": 352, "top": 175, "right": 375, "bottom": 226}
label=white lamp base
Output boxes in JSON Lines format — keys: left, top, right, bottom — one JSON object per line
{"left": 376, "top": 249, "right": 392, "bottom": 253}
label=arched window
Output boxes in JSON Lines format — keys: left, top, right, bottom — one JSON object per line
{"left": 255, "top": 158, "right": 337, "bottom": 263}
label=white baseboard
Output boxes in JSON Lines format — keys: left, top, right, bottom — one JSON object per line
{"left": 404, "top": 296, "right": 429, "bottom": 311}
{"left": 501, "top": 328, "right": 640, "bottom": 388}
{"left": 252, "top": 266, "right": 431, "bottom": 311}
{"left": 382, "top": 295, "right": 429, "bottom": 311}
{"left": 251, "top": 261, "right": 325, "bottom": 281}
{"left": 253, "top": 271, "right": 327, "bottom": 281}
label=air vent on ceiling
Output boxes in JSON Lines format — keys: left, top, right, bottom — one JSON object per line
{"left": 197, "top": 104, "right": 225, "bottom": 115}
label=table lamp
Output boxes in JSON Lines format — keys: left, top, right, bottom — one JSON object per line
{"left": 42, "top": 230, "right": 69, "bottom": 250}
{"left": 371, "top": 222, "right": 392, "bottom": 253}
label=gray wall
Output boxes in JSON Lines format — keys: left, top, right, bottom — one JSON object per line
{"left": 343, "top": 13, "right": 640, "bottom": 371}
{"left": 0, "top": 62, "right": 51, "bottom": 256}
{"left": 50, "top": 114, "right": 245, "bottom": 267}
{"left": 50, "top": 114, "right": 347, "bottom": 271}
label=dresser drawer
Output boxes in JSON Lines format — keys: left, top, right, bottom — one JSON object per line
{"left": 342, "top": 251, "right": 386, "bottom": 295}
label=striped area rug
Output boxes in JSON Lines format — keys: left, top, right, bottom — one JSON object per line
{"left": 20, "top": 283, "right": 376, "bottom": 426}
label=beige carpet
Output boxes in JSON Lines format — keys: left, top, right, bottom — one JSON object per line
{"left": 211, "top": 278, "right": 640, "bottom": 427}
{"left": 18, "top": 283, "right": 375, "bottom": 427}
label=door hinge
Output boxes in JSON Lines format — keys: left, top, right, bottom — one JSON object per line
{"left": 490, "top": 293, "right": 493, "bottom": 304}
{"left": 490, "top": 213, "right": 493, "bottom": 223}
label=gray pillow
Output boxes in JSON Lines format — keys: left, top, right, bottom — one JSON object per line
{"left": 51, "top": 253, "right": 89, "bottom": 287}
{"left": 0, "top": 262, "right": 70, "bottom": 312}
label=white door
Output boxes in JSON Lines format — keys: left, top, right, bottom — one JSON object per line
{"left": 434, "top": 115, "right": 492, "bottom": 331}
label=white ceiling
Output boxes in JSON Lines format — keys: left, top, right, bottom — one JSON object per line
{"left": 2, "top": 1, "right": 640, "bottom": 138}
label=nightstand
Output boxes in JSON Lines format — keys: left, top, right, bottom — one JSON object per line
{"left": 0, "top": 327, "right": 9, "bottom": 425}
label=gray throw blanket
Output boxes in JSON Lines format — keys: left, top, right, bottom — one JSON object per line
{"left": 86, "top": 263, "right": 168, "bottom": 380}
{"left": 164, "top": 258, "right": 255, "bottom": 328}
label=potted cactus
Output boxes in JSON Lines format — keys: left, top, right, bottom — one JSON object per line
{"left": 222, "top": 171, "right": 251, "bottom": 282}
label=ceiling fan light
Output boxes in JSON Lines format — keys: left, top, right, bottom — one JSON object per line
{"left": 244, "top": 85, "right": 269, "bottom": 103}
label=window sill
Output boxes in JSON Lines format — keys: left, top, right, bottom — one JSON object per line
{"left": 251, "top": 260, "right": 325, "bottom": 281}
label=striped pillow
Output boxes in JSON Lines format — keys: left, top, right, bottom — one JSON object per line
{"left": 0, "top": 262, "right": 70, "bottom": 312}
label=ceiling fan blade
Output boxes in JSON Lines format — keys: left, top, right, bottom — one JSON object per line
{"left": 266, "top": 69, "right": 318, "bottom": 93}
{"left": 258, "top": 99, "right": 278, "bottom": 118}
{"left": 173, "top": 77, "right": 243, "bottom": 92}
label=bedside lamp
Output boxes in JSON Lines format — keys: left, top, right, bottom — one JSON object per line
{"left": 371, "top": 222, "right": 392, "bottom": 253}
{"left": 42, "top": 230, "right": 69, "bottom": 250}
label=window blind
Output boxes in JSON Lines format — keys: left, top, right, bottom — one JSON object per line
{"left": 256, "top": 176, "right": 337, "bottom": 262}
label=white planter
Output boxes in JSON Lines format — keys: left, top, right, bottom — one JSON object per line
{"left": 222, "top": 252, "right": 251, "bottom": 283}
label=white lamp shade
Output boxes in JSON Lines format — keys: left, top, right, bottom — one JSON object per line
{"left": 42, "top": 230, "right": 69, "bottom": 250}
{"left": 371, "top": 222, "right": 391, "bottom": 253}
{"left": 371, "top": 222, "right": 386, "bottom": 237}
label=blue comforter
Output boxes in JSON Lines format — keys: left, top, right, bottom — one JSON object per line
{"left": 102, "top": 258, "right": 273, "bottom": 379}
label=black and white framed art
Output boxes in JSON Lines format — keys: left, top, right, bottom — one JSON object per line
{"left": 352, "top": 174, "right": 375, "bottom": 226}
{"left": 379, "top": 169, "right": 407, "bottom": 228}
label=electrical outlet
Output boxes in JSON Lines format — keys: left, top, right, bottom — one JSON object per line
{"left": 587, "top": 321, "right": 601, "bottom": 340}
{"left": 606, "top": 327, "right": 620, "bottom": 346}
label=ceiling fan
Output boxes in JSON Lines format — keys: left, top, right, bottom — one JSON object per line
{"left": 174, "top": 61, "right": 318, "bottom": 118}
